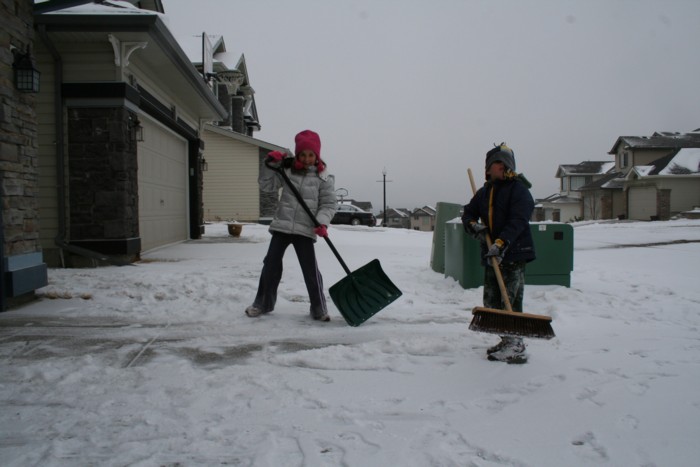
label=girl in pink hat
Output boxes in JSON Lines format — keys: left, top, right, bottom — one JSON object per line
{"left": 245, "top": 130, "right": 337, "bottom": 321}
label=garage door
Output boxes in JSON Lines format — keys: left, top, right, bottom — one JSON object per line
{"left": 138, "top": 116, "right": 189, "bottom": 252}
{"left": 628, "top": 186, "right": 657, "bottom": 220}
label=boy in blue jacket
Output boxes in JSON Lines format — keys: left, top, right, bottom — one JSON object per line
{"left": 462, "top": 143, "right": 536, "bottom": 363}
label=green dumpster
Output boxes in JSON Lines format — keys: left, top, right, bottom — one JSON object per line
{"left": 527, "top": 222, "right": 574, "bottom": 287}
{"left": 444, "top": 219, "right": 484, "bottom": 288}
{"left": 443, "top": 221, "right": 574, "bottom": 288}
{"left": 430, "top": 202, "right": 463, "bottom": 273}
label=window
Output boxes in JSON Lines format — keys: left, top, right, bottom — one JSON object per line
{"left": 570, "top": 176, "right": 592, "bottom": 191}
{"left": 621, "top": 151, "right": 629, "bottom": 168}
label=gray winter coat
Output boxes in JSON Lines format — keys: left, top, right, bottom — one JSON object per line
{"left": 259, "top": 159, "right": 337, "bottom": 240}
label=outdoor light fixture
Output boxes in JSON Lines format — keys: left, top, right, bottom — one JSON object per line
{"left": 201, "top": 158, "right": 208, "bottom": 171}
{"left": 12, "top": 46, "right": 41, "bottom": 93}
{"left": 128, "top": 114, "right": 144, "bottom": 142}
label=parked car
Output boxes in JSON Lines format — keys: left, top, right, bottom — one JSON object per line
{"left": 331, "top": 204, "right": 376, "bottom": 226}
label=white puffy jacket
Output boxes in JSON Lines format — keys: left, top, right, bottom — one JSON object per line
{"left": 259, "top": 159, "right": 337, "bottom": 240}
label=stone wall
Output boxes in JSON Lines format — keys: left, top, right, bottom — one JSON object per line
{"left": 67, "top": 106, "right": 139, "bottom": 244}
{"left": 1, "top": 0, "right": 41, "bottom": 258}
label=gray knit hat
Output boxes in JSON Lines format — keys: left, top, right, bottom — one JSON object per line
{"left": 485, "top": 143, "right": 516, "bottom": 172}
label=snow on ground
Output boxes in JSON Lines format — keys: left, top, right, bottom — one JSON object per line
{"left": 1, "top": 219, "right": 700, "bottom": 466}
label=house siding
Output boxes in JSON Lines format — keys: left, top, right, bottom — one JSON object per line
{"left": 655, "top": 177, "right": 700, "bottom": 214}
{"left": 35, "top": 41, "right": 64, "bottom": 255}
{"left": 202, "top": 130, "right": 260, "bottom": 222}
{"left": 616, "top": 148, "right": 673, "bottom": 171}
{"left": 611, "top": 190, "right": 625, "bottom": 219}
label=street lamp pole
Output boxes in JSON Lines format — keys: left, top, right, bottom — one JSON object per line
{"left": 377, "top": 167, "right": 392, "bottom": 226}
{"left": 382, "top": 168, "right": 387, "bottom": 226}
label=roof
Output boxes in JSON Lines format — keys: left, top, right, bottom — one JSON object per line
{"left": 175, "top": 32, "right": 259, "bottom": 130}
{"left": 608, "top": 131, "right": 700, "bottom": 154}
{"left": 659, "top": 148, "right": 700, "bottom": 175}
{"left": 556, "top": 161, "right": 615, "bottom": 177}
{"left": 204, "top": 124, "right": 284, "bottom": 152}
{"left": 412, "top": 206, "right": 436, "bottom": 217}
{"left": 537, "top": 193, "right": 581, "bottom": 205}
{"left": 383, "top": 208, "right": 410, "bottom": 218}
{"left": 579, "top": 172, "right": 626, "bottom": 191}
{"left": 627, "top": 148, "right": 700, "bottom": 180}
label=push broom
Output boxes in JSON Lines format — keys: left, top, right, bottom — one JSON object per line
{"left": 467, "top": 168, "right": 555, "bottom": 339}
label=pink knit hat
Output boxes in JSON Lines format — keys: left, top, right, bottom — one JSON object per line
{"left": 293, "top": 130, "right": 325, "bottom": 172}
{"left": 294, "top": 130, "right": 321, "bottom": 157}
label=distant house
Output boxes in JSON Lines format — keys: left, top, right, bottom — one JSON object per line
{"left": 173, "top": 33, "right": 285, "bottom": 224}
{"left": 410, "top": 206, "right": 437, "bottom": 231}
{"left": 621, "top": 148, "right": 700, "bottom": 220}
{"left": 605, "top": 131, "right": 700, "bottom": 220}
{"left": 380, "top": 208, "right": 411, "bottom": 228}
{"left": 537, "top": 161, "right": 614, "bottom": 222}
{"left": 539, "top": 131, "right": 700, "bottom": 222}
{"left": 578, "top": 172, "right": 626, "bottom": 220}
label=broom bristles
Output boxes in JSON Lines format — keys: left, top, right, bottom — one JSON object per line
{"left": 469, "top": 307, "right": 555, "bottom": 339}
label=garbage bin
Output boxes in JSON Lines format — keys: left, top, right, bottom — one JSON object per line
{"left": 430, "top": 202, "right": 463, "bottom": 273}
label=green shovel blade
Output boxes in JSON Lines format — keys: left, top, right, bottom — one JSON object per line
{"left": 329, "top": 259, "right": 402, "bottom": 327}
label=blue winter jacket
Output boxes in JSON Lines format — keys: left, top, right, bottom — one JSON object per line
{"left": 462, "top": 175, "right": 536, "bottom": 266}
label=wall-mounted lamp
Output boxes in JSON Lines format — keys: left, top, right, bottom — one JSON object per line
{"left": 12, "top": 46, "right": 41, "bottom": 93}
{"left": 201, "top": 158, "right": 208, "bottom": 172}
{"left": 128, "top": 114, "right": 144, "bottom": 142}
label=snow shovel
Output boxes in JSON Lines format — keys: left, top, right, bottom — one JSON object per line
{"left": 268, "top": 161, "right": 402, "bottom": 326}
{"left": 467, "top": 168, "right": 555, "bottom": 339}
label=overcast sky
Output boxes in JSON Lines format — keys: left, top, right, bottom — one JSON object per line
{"left": 163, "top": 0, "right": 700, "bottom": 211}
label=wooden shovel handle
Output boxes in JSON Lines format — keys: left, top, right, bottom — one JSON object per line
{"left": 468, "top": 168, "right": 514, "bottom": 312}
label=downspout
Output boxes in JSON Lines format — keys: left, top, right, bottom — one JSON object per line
{"left": 37, "top": 25, "right": 132, "bottom": 267}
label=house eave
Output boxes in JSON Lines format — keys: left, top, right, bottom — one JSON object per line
{"left": 34, "top": 13, "right": 228, "bottom": 121}
{"left": 204, "top": 123, "right": 284, "bottom": 152}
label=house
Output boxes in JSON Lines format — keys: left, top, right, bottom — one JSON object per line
{"left": 179, "top": 33, "right": 260, "bottom": 137}
{"left": 536, "top": 161, "right": 614, "bottom": 222}
{"left": 410, "top": 206, "right": 437, "bottom": 231}
{"left": 379, "top": 208, "right": 411, "bottom": 228}
{"left": 578, "top": 171, "right": 626, "bottom": 220}
{"left": 605, "top": 131, "right": 700, "bottom": 220}
{"left": 538, "top": 131, "right": 700, "bottom": 222}
{"left": 177, "top": 32, "right": 299, "bottom": 224}
{"left": 621, "top": 148, "right": 700, "bottom": 220}
{"left": 33, "top": 1, "right": 228, "bottom": 267}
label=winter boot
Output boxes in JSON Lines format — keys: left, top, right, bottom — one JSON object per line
{"left": 487, "top": 338, "right": 527, "bottom": 364}
{"left": 245, "top": 305, "right": 264, "bottom": 317}
{"left": 486, "top": 338, "right": 509, "bottom": 355}
{"left": 310, "top": 306, "right": 330, "bottom": 322}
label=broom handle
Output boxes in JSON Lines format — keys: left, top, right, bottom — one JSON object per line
{"left": 468, "top": 168, "right": 515, "bottom": 312}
